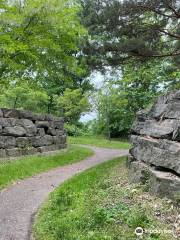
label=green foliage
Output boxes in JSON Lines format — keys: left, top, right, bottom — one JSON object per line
{"left": 0, "top": 145, "right": 93, "bottom": 190}
{"left": 90, "top": 59, "right": 177, "bottom": 137}
{"left": 80, "top": 0, "right": 180, "bottom": 69}
{"left": 68, "top": 135, "right": 130, "bottom": 149}
{"left": 0, "top": 0, "right": 92, "bottom": 118}
{"left": 57, "top": 88, "right": 90, "bottom": 124}
{"left": 65, "top": 123, "right": 84, "bottom": 136}
{"left": 0, "top": 82, "right": 49, "bottom": 113}
{"left": 0, "top": 0, "right": 87, "bottom": 83}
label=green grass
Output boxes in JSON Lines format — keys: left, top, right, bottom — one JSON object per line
{"left": 0, "top": 146, "right": 93, "bottom": 190}
{"left": 34, "top": 157, "right": 178, "bottom": 240}
{"left": 68, "top": 135, "right": 131, "bottom": 149}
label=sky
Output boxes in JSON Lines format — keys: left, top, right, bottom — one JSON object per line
{"left": 80, "top": 71, "right": 104, "bottom": 122}
{"left": 80, "top": 68, "right": 122, "bottom": 123}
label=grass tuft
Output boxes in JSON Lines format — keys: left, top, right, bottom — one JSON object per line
{"left": 68, "top": 135, "right": 131, "bottom": 149}
{"left": 0, "top": 145, "right": 93, "bottom": 190}
{"left": 34, "top": 157, "right": 178, "bottom": 240}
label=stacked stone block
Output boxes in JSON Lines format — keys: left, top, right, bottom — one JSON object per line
{"left": 0, "top": 108, "right": 67, "bottom": 159}
{"left": 128, "top": 90, "right": 180, "bottom": 201}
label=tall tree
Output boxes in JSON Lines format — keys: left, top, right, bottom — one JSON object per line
{"left": 0, "top": 0, "right": 89, "bottom": 88}
{"left": 80, "top": 0, "right": 180, "bottom": 69}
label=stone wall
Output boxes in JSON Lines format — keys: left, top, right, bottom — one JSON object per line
{"left": 0, "top": 108, "right": 67, "bottom": 159}
{"left": 128, "top": 90, "right": 180, "bottom": 201}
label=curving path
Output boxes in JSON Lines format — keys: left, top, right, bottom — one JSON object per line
{"left": 0, "top": 145, "right": 128, "bottom": 240}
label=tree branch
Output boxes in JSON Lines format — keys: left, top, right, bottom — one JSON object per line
{"left": 164, "top": 0, "right": 180, "bottom": 18}
{"left": 156, "top": 29, "right": 180, "bottom": 39}
{"left": 137, "top": 4, "right": 178, "bottom": 18}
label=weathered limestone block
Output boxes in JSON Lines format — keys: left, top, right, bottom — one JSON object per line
{"left": 149, "top": 100, "right": 168, "bottom": 119}
{"left": 128, "top": 160, "right": 149, "bottom": 184}
{"left": 129, "top": 160, "right": 180, "bottom": 201}
{"left": 0, "top": 108, "right": 66, "bottom": 159}
{"left": 132, "top": 119, "right": 180, "bottom": 139}
{"left": 35, "top": 121, "right": 50, "bottom": 129}
{"left": 129, "top": 90, "right": 180, "bottom": 201}
{"left": 139, "top": 120, "right": 174, "bottom": 138}
{"left": 0, "top": 136, "right": 16, "bottom": 149}
{"left": 0, "top": 149, "right": 6, "bottom": 158}
{"left": 37, "top": 128, "right": 45, "bottom": 136}
{"left": 0, "top": 118, "right": 16, "bottom": 127}
{"left": 2, "top": 108, "right": 20, "bottom": 119}
{"left": 16, "top": 119, "right": 37, "bottom": 136}
{"left": 56, "top": 130, "right": 66, "bottom": 136}
{"left": 53, "top": 135, "right": 66, "bottom": 145}
{"left": 0, "top": 109, "right": 3, "bottom": 117}
{"left": 3, "top": 126, "right": 27, "bottom": 137}
{"left": 38, "top": 145, "right": 60, "bottom": 153}
{"left": 54, "top": 119, "right": 64, "bottom": 129}
{"left": 45, "top": 114, "right": 54, "bottom": 121}
{"left": 47, "top": 128, "right": 56, "bottom": 136}
{"left": 16, "top": 137, "right": 32, "bottom": 148}
{"left": 18, "top": 110, "right": 37, "bottom": 121}
{"left": 21, "top": 147, "right": 38, "bottom": 156}
{"left": 130, "top": 136, "right": 180, "bottom": 175}
{"left": 165, "top": 101, "right": 180, "bottom": 120}
{"left": 149, "top": 170, "right": 180, "bottom": 201}
{"left": 6, "top": 148, "right": 21, "bottom": 157}
{"left": 31, "top": 135, "right": 53, "bottom": 147}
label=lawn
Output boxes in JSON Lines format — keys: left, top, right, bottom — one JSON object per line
{"left": 0, "top": 145, "right": 93, "bottom": 190}
{"left": 68, "top": 135, "right": 131, "bottom": 149}
{"left": 34, "top": 157, "right": 178, "bottom": 240}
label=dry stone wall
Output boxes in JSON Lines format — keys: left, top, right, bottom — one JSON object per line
{"left": 0, "top": 108, "right": 67, "bottom": 159}
{"left": 128, "top": 90, "right": 180, "bottom": 201}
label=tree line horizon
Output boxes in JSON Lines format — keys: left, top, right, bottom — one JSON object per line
{"left": 0, "top": 0, "right": 179, "bottom": 137}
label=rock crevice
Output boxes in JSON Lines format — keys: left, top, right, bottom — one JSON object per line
{"left": 129, "top": 90, "right": 180, "bottom": 201}
{"left": 0, "top": 108, "right": 67, "bottom": 160}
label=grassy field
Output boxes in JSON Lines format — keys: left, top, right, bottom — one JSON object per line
{"left": 0, "top": 146, "right": 93, "bottom": 190}
{"left": 68, "top": 135, "right": 131, "bottom": 149}
{"left": 34, "top": 157, "right": 178, "bottom": 240}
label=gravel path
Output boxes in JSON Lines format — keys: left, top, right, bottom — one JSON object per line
{"left": 0, "top": 146, "right": 128, "bottom": 240}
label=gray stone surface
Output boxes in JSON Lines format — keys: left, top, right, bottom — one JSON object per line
{"left": 0, "top": 108, "right": 67, "bottom": 159}
{"left": 21, "top": 147, "right": 38, "bottom": 156}
{"left": 54, "top": 119, "right": 64, "bottom": 129}
{"left": 16, "top": 137, "right": 32, "bottom": 148}
{"left": 0, "top": 109, "right": 3, "bottom": 117}
{"left": 53, "top": 135, "right": 66, "bottom": 145}
{"left": 38, "top": 145, "right": 60, "bottom": 153}
{"left": 129, "top": 160, "right": 180, "bottom": 201}
{"left": 2, "top": 108, "right": 20, "bottom": 119}
{"left": 130, "top": 136, "right": 180, "bottom": 174}
{"left": 0, "top": 136, "right": 16, "bottom": 149}
{"left": 6, "top": 148, "right": 21, "bottom": 157}
{"left": 47, "top": 127, "right": 56, "bottom": 136}
{"left": 37, "top": 128, "right": 45, "bottom": 136}
{"left": 149, "top": 169, "right": 180, "bottom": 201}
{"left": 35, "top": 121, "right": 50, "bottom": 129}
{"left": 129, "top": 90, "right": 180, "bottom": 201}
{"left": 0, "top": 149, "right": 6, "bottom": 158}
{"left": 3, "top": 126, "right": 27, "bottom": 137}
{"left": 0, "top": 118, "right": 15, "bottom": 127}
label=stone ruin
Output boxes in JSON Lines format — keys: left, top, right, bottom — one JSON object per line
{"left": 0, "top": 108, "right": 67, "bottom": 160}
{"left": 128, "top": 90, "right": 180, "bottom": 201}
